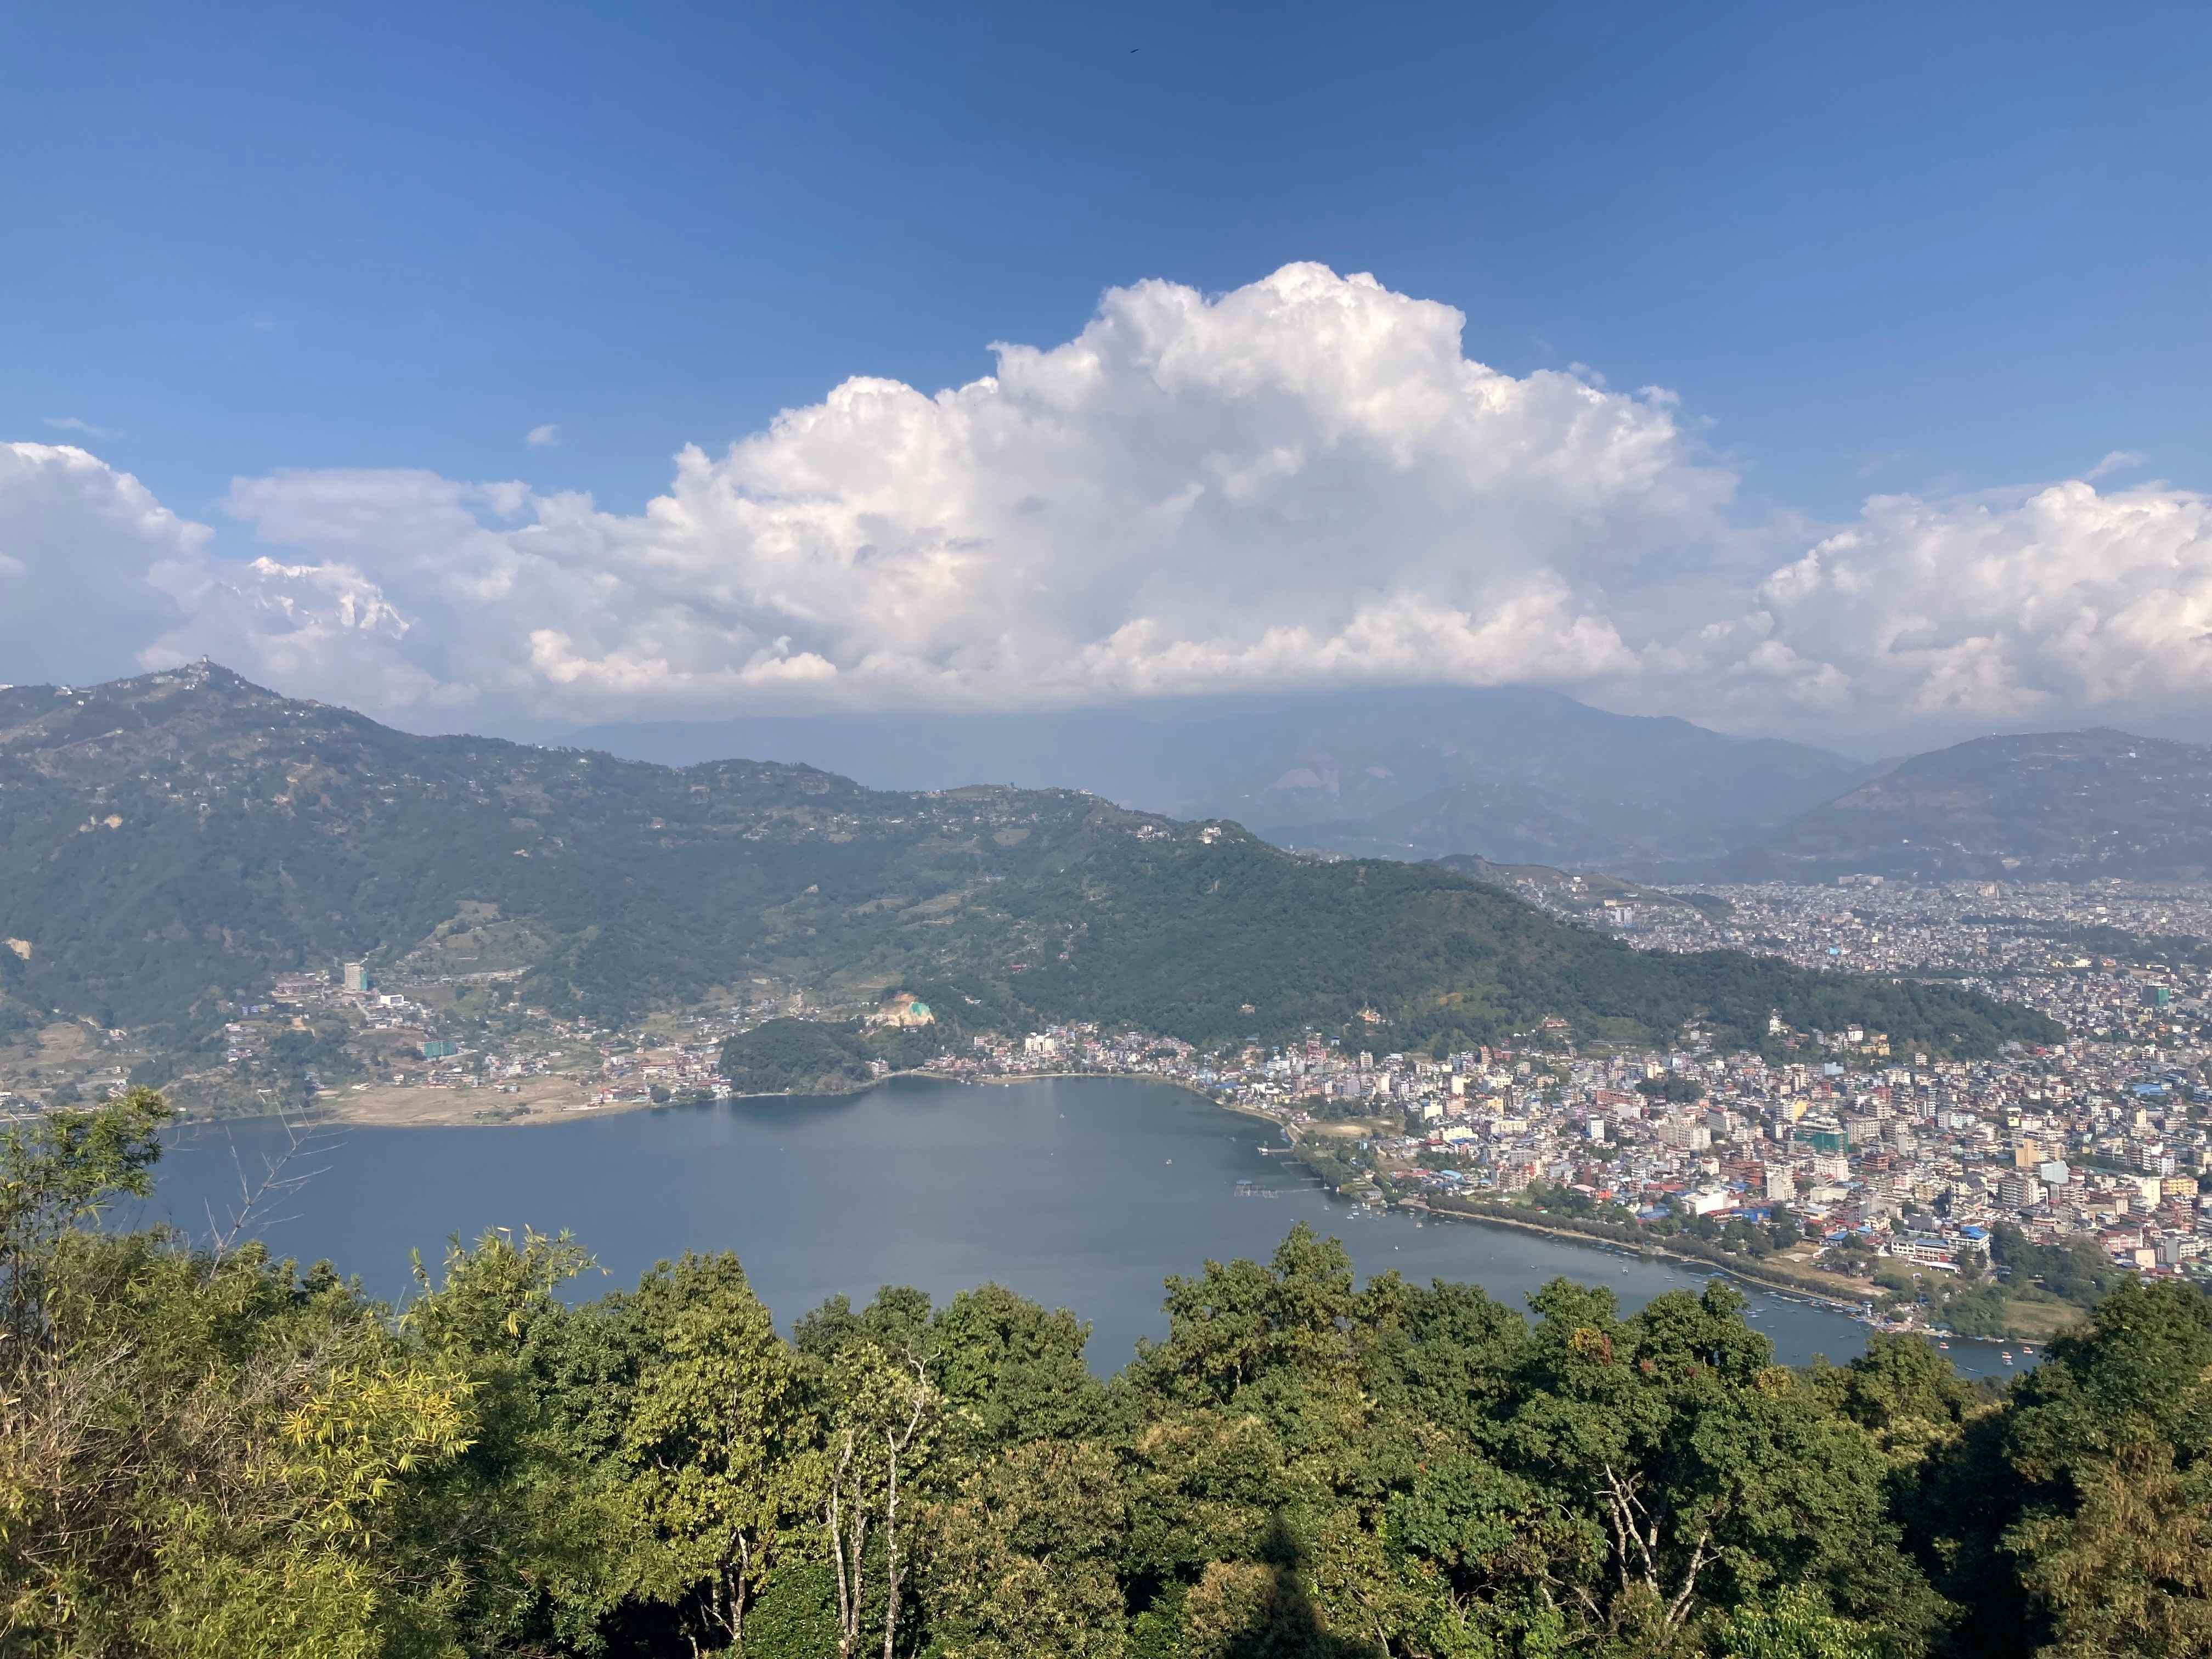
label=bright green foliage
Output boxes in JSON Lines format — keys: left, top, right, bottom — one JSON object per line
{"left": 400, "top": 1227, "right": 628, "bottom": 1652}
{"left": 1708, "top": 1585, "right": 1877, "bottom": 1659}
{"left": 924, "top": 1283, "right": 1105, "bottom": 1459}
{"left": 6, "top": 1094, "right": 2205, "bottom": 1658}
{"left": 1812, "top": 1333, "right": 1981, "bottom": 1466}
{"left": 919, "top": 1440, "right": 1127, "bottom": 1658}
{"left": 0, "top": 1085, "right": 170, "bottom": 1336}
{"left": 620, "top": 1263, "right": 816, "bottom": 1652}
{"left": 0, "top": 1231, "right": 477, "bottom": 1657}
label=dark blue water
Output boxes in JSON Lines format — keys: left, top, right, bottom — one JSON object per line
{"left": 137, "top": 1076, "right": 2019, "bottom": 1379}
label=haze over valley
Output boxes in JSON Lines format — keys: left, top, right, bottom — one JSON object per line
{"left": 566, "top": 685, "right": 1879, "bottom": 872}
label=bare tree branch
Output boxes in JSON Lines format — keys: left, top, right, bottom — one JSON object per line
{"left": 203, "top": 1108, "right": 342, "bottom": 1262}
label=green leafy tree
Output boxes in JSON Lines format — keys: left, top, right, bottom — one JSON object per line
{"left": 1922, "top": 1278, "right": 2212, "bottom": 1658}
{"left": 1813, "top": 1333, "right": 1981, "bottom": 1469}
{"left": 622, "top": 1262, "right": 816, "bottom": 1654}
{"left": 918, "top": 1440, "right": 1128, "bottom": 1658}
{"left": 1708, "top": 1584, "right": 1877, "bottom": 1659}
{"left": 0, "top": 1085, "right": 169, "bottom": 1341}
{"left": 1484, "top": 1280, "right": 1915, "bottom": 1644}
{"left": 402, "top": 1226, "right": 623, "bottom": 1653}
{"left": 0, "top": 1094, "right": 481, "bottom": 1657}
{"left": 27, "top": 1109, "right": 2212, "bottom": 1659}
{"left": 817, "top": 1342, "right": 940, "bottom": 1659}
{"left": 925, "top": 1283, "right": 1105, "bottom": 1460}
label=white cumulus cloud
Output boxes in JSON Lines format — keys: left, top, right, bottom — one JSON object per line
{"left": 0, "top": 443, "right": 206, "bottom": 685}
{"left": 526, "top": 424, "right": 561, "bottom": 448}
{"left": 1704, "top": 480, "right": 2212, "bottom": 725}
{"left": 196, "top": 264, "right": 1736, "bottom": 718}
{"left": 2, "top": 264, "right": 2208, "bottom": 742}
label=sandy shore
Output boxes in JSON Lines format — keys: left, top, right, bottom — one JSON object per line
{"left": 297, "top": 1065, "right": 1258, "bottom": 1129}
{"left": 304, "top": 1075, "right": 651, "bottom": 1127}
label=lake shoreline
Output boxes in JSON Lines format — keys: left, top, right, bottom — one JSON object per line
{"left": 249, "top": 1074, "right": 1881, "bottom": 1317}
{"left": 151, "top": 1075, "right": 2024, "bottom": 1380}
{"left": 239, "top": 1073, "right": 2058, "bottom": 1350}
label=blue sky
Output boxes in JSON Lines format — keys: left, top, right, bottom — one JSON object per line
{"left": 3, "top": 0, "right": 2209, "bottom": 742}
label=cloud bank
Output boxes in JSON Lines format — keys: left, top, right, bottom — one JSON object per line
{"left": 3, "top": 263, "right": 2202, "bottom": 739}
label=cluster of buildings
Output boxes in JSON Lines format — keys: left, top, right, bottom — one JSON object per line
{"left": 578, "top": 1039, "right": 729, "bottom": 1107}
{"left": 926, "top": 886, "right": 2212, "bottom": 1307}
{"left": 1602, "top": 878, "right": 2212, "bottom": 1043}
{"left": 1309, "top": 1036, "right": 2207, "bottom": 1277}
{"left": 919, "top": 1025, "right": 1200, "bottom": 1085}
{"left": 204, "top": 969, "right": 786, "bottom": 1112}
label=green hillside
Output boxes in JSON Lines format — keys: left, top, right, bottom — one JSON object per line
{"left": 718, "top": 1018, "right": 881, "bottom": 1095}
{"left": 0, "top": 665, "right": 2057, "bottom": 1060}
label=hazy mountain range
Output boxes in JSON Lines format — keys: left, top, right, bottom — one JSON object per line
{"left": 574, "top": 691, "right": 2212, "bottom": 885}
{"left": 568, "top": 687, "right": 1877, "bottom": 872}
{"left": 1725, "top": 729, "right": 2212, "bottom": 883}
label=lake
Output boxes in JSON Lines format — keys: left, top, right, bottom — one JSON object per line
{"left": 137, "top": 1075, "right": 2021, "bottom": 1379}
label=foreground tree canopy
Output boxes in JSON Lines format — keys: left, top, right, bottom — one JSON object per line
{"left": 5, "top": 1093, "right": 2207, "bottom": 1658}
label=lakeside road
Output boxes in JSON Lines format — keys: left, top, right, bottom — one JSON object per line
{"left": 1345, "top": 1171, "right": 2080, "bottom": 1343}
{"left": 1279, "top": 1129, "right": 1883, "bottom": 1314}
{"left": 1397, "top": 1199, "right": 1872, "bottom": 1314}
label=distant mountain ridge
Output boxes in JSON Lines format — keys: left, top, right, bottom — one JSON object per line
{"left": 571, "top": 686, "right": 1873, "bottom": 871}
{"left": 1725, "top": 728, "right": 2212, "bottom": 882}
{"left": 0, "top": 665, "right": 2053, "bottom": 1066}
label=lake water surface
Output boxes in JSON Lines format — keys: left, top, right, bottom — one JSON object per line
{"left": 140, "top": 1076, "right": 2018, "bottom": 1379}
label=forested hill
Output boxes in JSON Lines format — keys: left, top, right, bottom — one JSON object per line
{"left": 0, "top": 664, "right": 2056, "bottom": 1057}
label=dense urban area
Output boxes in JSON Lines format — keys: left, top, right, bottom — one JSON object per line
{"left": 1008, "top": 876, "right": 2210, "bottom": 1341}
{"left": 939, "top": 883, "right": 2206, "bottom": 1345}
{"left": 13, "top": 874, "right": 2209, "bottom": 1346}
